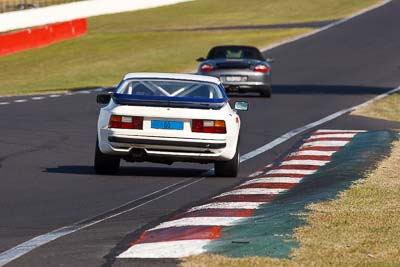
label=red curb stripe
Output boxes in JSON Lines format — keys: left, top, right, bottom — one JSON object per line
{"left": 211, "top": 194, "right": 276, "bottom": 202}
{"left": 311, "top": 131, "right": 359, "bottom": 136}
{"left": 305, "top": 137, "right": 353, "bottom": 142}
{"left": 259, "top": 173, "right": 306, "bottom": 178}
{"left": 132, "top": 226, "right": 222, "bottom": 245}
{"left": 273, "top": 165, "right": 320, "bottom": 170}
{"left": 171, "top": 209, "right": 255, "bottom": 220}
{"left": 286, "top": 155, "right": 332, "bottom": 161}
{"left": 235, "top": 183, "right": 297, "bottom": 190}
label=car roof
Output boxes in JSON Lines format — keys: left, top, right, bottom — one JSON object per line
{"left": 123, "top": 73, "right": 221, "bottom": 84}
{"left": 209, "top": 45, "right": 260, "bottom": 50}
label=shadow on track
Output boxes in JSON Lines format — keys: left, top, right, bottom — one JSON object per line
{"left": 45, "top": 165, "right": 210, "bottom": 177}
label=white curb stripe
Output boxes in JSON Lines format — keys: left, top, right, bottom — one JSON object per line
{"left": 302, "top": 140, "right": 350, "bottom": 147}
{"left": 49, "top": 94, "right": 61, "bottom": 98}
{"left": 0, "top": 102, "right": 9, "bottom": 105}
{"left": 308, "top": 133, "right": 356, "bottom": 139}
{"left": 242, "top": 177, "right": 303, "bottom": 186}
{"left": 216, "top": 188, "right": 287, "bottom": 198}
{"left": 280, "top": 160, "right": 329, "bottom": 166}
{"left": 289, "top": 150, "right": 337, "bottom": 156}
{"left": 151, "top": 217, "right": 244, "bottom": 231}
{"left": 266, "top": 169, "right": 316, "bottom": 175}
{"left": 118, "top": 240, "right": 210, "bottom": 258}
{"left": 315, "top": 129, "right": 367, "bottom": 133}
{"left": 188, "top": 202, "right": 264, "bottom": 212}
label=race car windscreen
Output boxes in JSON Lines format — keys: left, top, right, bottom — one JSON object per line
{"left": 207, "top": 46, "right": 264, "bottom": 60}
{"left": 116, "top": 79, "right": 225, "bottom": 101}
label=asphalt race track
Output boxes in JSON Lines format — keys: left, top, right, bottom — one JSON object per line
{"left": 1, "top": 1, "right": 400, "bottom": 266}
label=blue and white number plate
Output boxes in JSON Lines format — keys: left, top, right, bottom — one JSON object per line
{"left": 151, "top": 120, "right": 183, "bottom": 130}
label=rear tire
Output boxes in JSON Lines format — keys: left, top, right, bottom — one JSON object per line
{"left": 260, "top": 86, "right": 272, "bottom": 98}
{"left": 94, "top": 139, "right": 120, "bottom": 175}
{"left": 215, "top": 145, "right": 239, "bottom": 177}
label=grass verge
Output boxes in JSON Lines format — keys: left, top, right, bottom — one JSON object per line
{"left": 0, "top": 0, "right": 380, "bottom": 95}
{"left": 181, "top": 95, "right": 400, "bottom": 266}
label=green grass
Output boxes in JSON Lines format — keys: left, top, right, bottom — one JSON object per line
{"left": 0, "top": 0, "right": 381, "bottom": 95}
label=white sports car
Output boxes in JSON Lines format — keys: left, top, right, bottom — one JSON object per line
{"left": 95, "top": 73, "right": 248, "bottom": 177}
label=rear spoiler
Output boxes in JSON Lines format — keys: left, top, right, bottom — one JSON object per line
{"left": 112, "top": 93, "right": 228, "bottom": 110}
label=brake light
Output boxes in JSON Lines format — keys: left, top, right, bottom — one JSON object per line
{"left": 109, "top": 115, "right": 143, "bottom": 129}
{"left": 192, "top": 119, "right": 226, "bottom": 134}
{"left": 254, "top": 64, "right": 270, "bottom": 73}
{"left": 201, "top": 64, "right": 214, "bottom": 72}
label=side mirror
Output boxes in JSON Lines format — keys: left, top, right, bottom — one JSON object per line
{"left": 234, "top": 101, "right": 249, "bottom": 111}
{"left": 266, "top": 58, "right": 275, "bottom": 63}
{"left": 196, "top": 57, "right": 206, "bottom": 62}
{"left": 97, "top": 94, "right": 111, "bottom": 104}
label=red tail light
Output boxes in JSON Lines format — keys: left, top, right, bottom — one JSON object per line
{"left": 254, "top": 64, "right": 270, "bottom": 73}
{"left": 109, "top": 115, "right": 143, "bottom": 129}
{"left": 201, "top": 64, "right": 214, "bottom": 72}
{"left": 192, "top": 119, "right": 226, "bottom": 134}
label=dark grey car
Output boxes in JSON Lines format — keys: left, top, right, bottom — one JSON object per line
{"left": 196, "top": 45, "right": 272, "bottom": 97}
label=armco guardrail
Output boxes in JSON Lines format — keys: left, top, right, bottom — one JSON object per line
{"left": 0, "top": 0, "right": 83, "bottom": 13}
{"left": 0, "top": 18, "right": 87, "bottom": 56}
{"left": 0, "top": 0, "right": 192, "bottom": 32}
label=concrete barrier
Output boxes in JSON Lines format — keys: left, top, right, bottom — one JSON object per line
{"left": 0, "top": 19, "right": 87, "bottom": 56}
{"left": 0, "top": 0, "right": 191, "bottom": 33}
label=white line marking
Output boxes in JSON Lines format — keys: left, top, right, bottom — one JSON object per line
{"left": 118, "top": 240, "right": 211, "bottom": 258}
{"left": 289, "top": 150, "right": 336, "bottom": 157}
{"left": 307, "top": 133, "right": 356, "bottom": 139}
{"left": 188, "top": 202, "right": 264, "bottom": 212}
{"left": 49, "top": 94, "right": 61, "bottom": 98}
{"left": 266, "top": 169, "right": 316, "bottom": 175}
{"left": 280, "top": 160, "right": 329, "bottom": 166}
{"left": 0, "top": 102, "right": 9, "bottom": 105}
{"left": 216, "top": 188, "right": 287, "bottom": 198}
{"left": 151, "top": 217, "right": 244, "bottom": 231}
{"left": 241, "top": 177, "right": 303, "bottom": 186}
{"left": 302, "top": 140, "right": 350, "bottom": 147}
{"left": 13, "top": 99, "right": 27, "bottom": 103}
{"left": 2, "top": 1, "right": 398, "bottom": 263}
{"left": 31, "top": 96, "right": 45, "bottom": 100}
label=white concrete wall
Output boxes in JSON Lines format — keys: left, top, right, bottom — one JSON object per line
{"left": 0, "top": 0, "right": 191, "bottom": 32}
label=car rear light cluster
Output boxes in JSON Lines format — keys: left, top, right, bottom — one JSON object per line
{"left": 192, "top": 119, "right": 226, "bottom": 134}
{"left": 201, "top": 64, "right": 214, "bottom": 72}
{"left": 254, "top": 64, "right": 270, "bottom": 73}
{"left": 109, "top": 115, "right": 143, "bottom": 129}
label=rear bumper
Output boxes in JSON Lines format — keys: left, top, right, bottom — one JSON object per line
{"left": 98, "top": 130, "right": 236, "bottom": 162}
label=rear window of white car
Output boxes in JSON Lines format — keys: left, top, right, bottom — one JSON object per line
{"left": 116, "top": 79, "right": 225, "bottom": 100}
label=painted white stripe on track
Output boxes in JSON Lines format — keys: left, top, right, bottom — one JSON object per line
{"left": 280, "top": 160, "right": 329, "bottom": 166}
{"left": 188, "top": 202, "right": 264, "bottom": 212}
{"left": 118, "top": 240, "right": 210, "bottom": 258}
{"left": 31, "top": 96, "right": 45, "bottom": 100}
{"left": 266, "top": 169, "right": 316, "bottom": 175}
{"left": 242, "top": 177, "right": 303, "bottom": 186}
{"left": 216, "top": 188, "right": 287, "bottom": 198}
{"left": 151, "top": 217, "right": 244, "bottom": 231}
{"left": 289, "top": 150, "right": 336, "bottom": 156}
{"left": 49, "top": 94, "right": 61, "bottom": 98}
{"left": 14, "top": 99, "right": 27, "bottom": 103}
{"left": 0, "top": 102, "right": 9, "bottom": 105}
{"left": 302, "top": 140, "right": 350, "bottom": 147}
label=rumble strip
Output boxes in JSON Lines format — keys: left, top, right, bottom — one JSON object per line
{"left": 118, "top": 129, "right": 366, "bottom": 258}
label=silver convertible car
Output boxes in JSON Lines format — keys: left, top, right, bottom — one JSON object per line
{"left": 196, "top": 45, "right": 273, "bottom": 97}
